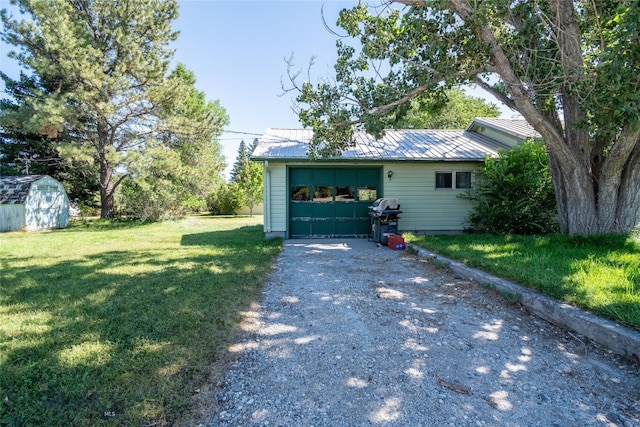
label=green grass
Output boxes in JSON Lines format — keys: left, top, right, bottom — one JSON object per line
{"left": 405, "top": 233, "right": 640, "bottom": 330}
{"left": 0, "top": 216, "right": 281, "bottom": 426}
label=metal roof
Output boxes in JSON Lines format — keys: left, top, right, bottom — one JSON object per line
{"left": 252, "top": 128, "right": 512, "bottom": 161}
{"left": 0, "top": 175, "right": 45, "bottom": 205}
{"left": 467, "top": 117, "right": 541, "bottom": 140}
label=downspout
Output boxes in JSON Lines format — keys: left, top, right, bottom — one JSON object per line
{"left": 263, "top": 161, "right": 271, "bottom": 233}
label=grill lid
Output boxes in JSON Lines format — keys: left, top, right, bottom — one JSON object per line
{"left": 370, "top": 198, "right": 399, "bottom": 213}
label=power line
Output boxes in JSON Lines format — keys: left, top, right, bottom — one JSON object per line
{"left": 223, "top": 130, "right": 263, "bottom": 137}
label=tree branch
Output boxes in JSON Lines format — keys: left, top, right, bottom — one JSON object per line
{"left": 447, "top": 0, "right": 571, "bottom": 159}
{"left": 472, "top": 76, "right": 517, "bottom": 111}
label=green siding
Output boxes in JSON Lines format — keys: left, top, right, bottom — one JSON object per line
{"left": 382, "top": 163, "right": 480, "bottom": 231}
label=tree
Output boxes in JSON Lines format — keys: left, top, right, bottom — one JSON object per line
{"left": 288, "top": 1, "right": 640, "bottom": 235}
{"left": 385, "top": 88, "right": 501, "bottom": 129}
{"left": 230, "top": 140, "right": 248, "bottom": 183}
{"left": 462, "top": 141, "right": 558, "bottom": 234}
{"left": 1, "top": 68, "right": 101, "bottom": 208}
{"left": 206, "top": 182, "right": 241, "bottom": 216}
{"left": 230, "top": 139, "right": 263, "bottom": 216}
{"left": 118, "top": 64, "right": 228, "bottom": 220}
{"left": 1, "top": 0, "right": 192, "bottom": 219}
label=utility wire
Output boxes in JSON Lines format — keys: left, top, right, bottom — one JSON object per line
{"left": 223, "top": 130, "right": 263, "bottom": 136}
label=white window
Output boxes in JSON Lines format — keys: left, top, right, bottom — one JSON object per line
{"left": 456, "top": 172, "right": 472, "bottom": 189}
{"left": 436, "top": 171, "right": 472, "bottom": 189}
{"left": 435, "top": 172, "right": 453, "bottom": 189}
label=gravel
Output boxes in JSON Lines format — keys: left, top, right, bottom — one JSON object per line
{"left": 207, "top": 239, "right": 639, "bottom": 427}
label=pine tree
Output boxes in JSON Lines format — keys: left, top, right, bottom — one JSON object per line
{"left": 0, "top": 0, "right": 198, "bottom": 219}
{"left": 230, "top": 140, "right": 248, "bottom": 183}
{"left": 229, "top": 138, "right": 262, "bottom": 215}
{"left": 0, "top": 67, "right": 100, "bottom": 206}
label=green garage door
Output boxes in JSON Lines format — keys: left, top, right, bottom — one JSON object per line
{"left": 289, "top": 167, "right": 381, "bottom": 238}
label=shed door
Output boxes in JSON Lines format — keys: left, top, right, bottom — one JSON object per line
{"left": 34, "top": 186, "right": 63, "bottom": 230}
{"left": 289, "top": 167, "right": 380, "bottom": 238}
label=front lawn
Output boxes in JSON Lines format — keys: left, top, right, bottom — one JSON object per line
{"left": 0, "top": 216, "right": 281, "bottom": 426}
{"left": 405, "top": 233, "right": 640, "bottom": 330}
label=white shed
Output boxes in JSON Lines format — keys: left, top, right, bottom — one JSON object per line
{"left": 0, "top": 175, "right": 70, "bottom": 232}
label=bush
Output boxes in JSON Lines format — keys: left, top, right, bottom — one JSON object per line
{"left": 462, "top": 141, "right": 559, "bottom": 234}
{"left": 118, "top": 179, "right": 186, "bottom": 221}
{"left": 206, "top": 182, "right": 241, "bottom": 215}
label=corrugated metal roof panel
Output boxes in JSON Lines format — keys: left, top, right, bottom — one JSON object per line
{"left": 469, "top": 117, "right": 541, "bottom": 140}
{"left": 252, "top": 128, "right": 511, "bottom": 161}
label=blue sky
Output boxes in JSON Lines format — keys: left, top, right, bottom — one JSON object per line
{"left": 171, "top": 0, "right": 357, "bottom": 176}
{"left": 1, "top": 0, "right": 511, "bottom": 178}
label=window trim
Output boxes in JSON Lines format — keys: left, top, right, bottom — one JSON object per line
{"left": 455, "top": 171, "right": 472, "bottom": 189}
{"left": 435, "top": 171, "right": 473, "bottom": 190}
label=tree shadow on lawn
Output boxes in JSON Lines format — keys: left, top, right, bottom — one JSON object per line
{"left": 0, "top": 228, "right": 280, "bottom": 426}
{"left": 65, "top": 218, "right": 158, "bottom": 232}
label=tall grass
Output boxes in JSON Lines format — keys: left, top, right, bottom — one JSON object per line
{"left": 0, "top": 216, "right": 281, "bottom": 426}
{"left": 405, "top": 233, "right": 640, "bottom": 330}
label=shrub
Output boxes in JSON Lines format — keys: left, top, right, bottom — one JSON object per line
{"left": 118, "top": 178, "right": 186, "bottom": 221}
{"left": 462, "top": 141, "right": 559, "bottom": 234}
{"left": 206, "top": 182, "right": 241, "bottom": 215}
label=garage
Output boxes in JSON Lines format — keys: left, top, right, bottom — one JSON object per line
{"left": 252, "top": 121, "right": 537, "bottom": 239}
{"left": 289, "top": 167, "right": 381, "bottom": 238}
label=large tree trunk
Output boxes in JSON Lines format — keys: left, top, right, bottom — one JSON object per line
{"left": 547, "top": 147, "right": 598, "bottom": 234}
{"left": 97, "top": 122, "right": 115, "bottom": 219}
{"left": 450, "top": 0, "right": 640, "bottom": 235}
{"left": 548, "top": 129, "right": 640, "bottom": 235}
{"left": 601, "top": 131, "right": 640, "bottom": 233}
{"left": 99, "top": 154, "right": 115, "bottom": 219}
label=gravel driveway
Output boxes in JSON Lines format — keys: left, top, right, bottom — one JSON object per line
{"left": 209, "top": 239, "right": 639, "bottom": 427}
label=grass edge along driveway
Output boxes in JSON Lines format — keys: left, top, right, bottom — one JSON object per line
{"left": 0, "top": 216, "right": 281, "bottom": 427}
{"left": 405, "top": 232, "right": 640, "bottom": 331}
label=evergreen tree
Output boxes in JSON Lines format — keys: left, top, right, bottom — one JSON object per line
{"left": 0, "top": 0, "right": 195, "bottom": 219}
{"left": 230, "top": 140, "right": 248, "bottom": 183}
{"left": 229, "top": 138, "right": 262, "bottom": 216}
{"left": 0, "top": 71, "right": 100, "bottom": 207}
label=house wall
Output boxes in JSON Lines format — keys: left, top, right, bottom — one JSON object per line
{"left": 264, "top": 162, "right": 287, "bottom": 238}
{"left": 0, "top": 204, "right": 26, "bottom": 232}
{"left": 383, "top": 162, "right": 480, "bottom": 232}
{"left": 469, "top": 125, "right": 521, "bottom": 147}
{"left": 263, "top": 161, "right": 481, "bottom": 238}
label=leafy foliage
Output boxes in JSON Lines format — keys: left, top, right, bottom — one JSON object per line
{"left": 384, "top": 88, "right": 501, "bottom": 129}
{"left": 462, "top": 141, "right": 558, "bottom": 234}
{"left": 206, "top": 182, "right": 241, "bottom": 215}
{"left": 229, "top": 139, "right": 263, "bottom": 215}
{"left": 117, "top": 64, "right": 228, "bottom": 221}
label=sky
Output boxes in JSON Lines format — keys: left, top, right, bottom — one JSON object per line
{"left": 171, "top": 0, "right": 361, "bottom": 177}
{"left": 1, "top": 0, "right": 512, "bottom": 179}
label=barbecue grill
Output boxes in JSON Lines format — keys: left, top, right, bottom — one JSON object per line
{"left": 369, "top": 198, "right": 402, "bottom": 244}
